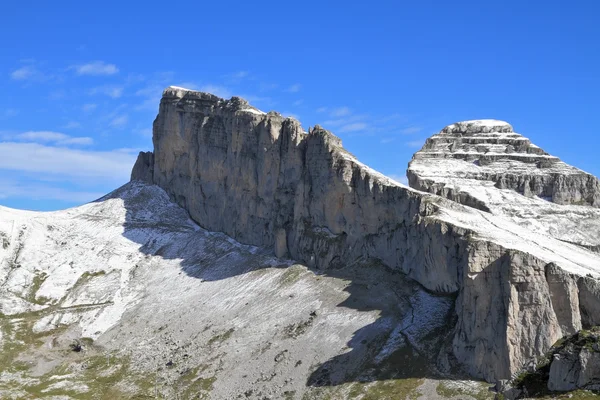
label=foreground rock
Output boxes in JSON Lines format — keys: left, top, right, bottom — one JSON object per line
{"left": 503, "top": 327, "right": 600, "bottom": 398}
{"left": 132, "top": 87, "right": 600, "bottom": 381}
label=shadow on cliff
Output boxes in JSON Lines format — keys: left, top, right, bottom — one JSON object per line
{"left": 106, "top": 182, "right": 468, "bottom": 389}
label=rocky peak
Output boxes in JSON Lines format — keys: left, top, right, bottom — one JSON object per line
{"left": 131, "top": 89, "right": 600, "bottom": 382}
{"left": 409, "top": 119, "right": 600, "bottom": 208}
{"left": 441, "top": 119, "right": 514, "bottom": 134}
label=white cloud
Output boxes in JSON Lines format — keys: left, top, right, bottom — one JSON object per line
{"left": 293, "top": 99, "right": 304, "bottom": 106}
{"left": 63, "top": 121, "right": 82, "bottom": 129}
{"left": 134, "top": 84, "right": 164, "bottom": 111}
{"left": 323, "top": 114, "right": 368, "bottom": 128}
{"left": 16, "top": 131, "right": 69, "bottom": 142}
{"left": 1, "top": 109, "right": 18, "bottom": 118}
{"left": 330, "top": 107, "right": 351, "bottom": 117}
{"left": 200, "top": 85, "right": 232, "bottom": 99}
{"left": 316, "top": 107, "right": 328, "bottom": 113}
{"left": 406, "top": 139, "right": 425, "bottom": 148}
{"left": 72, "top": 61, "right": 119, "bottom": 76}
{"left": 339, "top": 122, "right": 368, "bottom": 133}
{"left": 10, "top": 66, "right": 37, "bottom": 80}
{"left": 0, "top": 142, "right": 135, "bottom": 182}
{"left": 109, "top": 115, "right": 128, "bottom": 128}
{"left": 231, "top": 71, "right": 249, "bottom": 79}
{"left": 59, "top": 137, "right": 94, "bottom": 146}
{"left": 82, "top": 103, "right": 97, "bottom": 112}
{"left": 400, "top": 126, "right": 422, "bottom": 135}
{"left": 10, "top": 131, "right": 93, "bottom": 146}
{"left": 115, "top": 147, "right": 147, "bottom": 154}
{"left": 380, "top": 137, "right": 395, "bottom": 144}
{"left": 135, "top": 128, "right": 152, "bottom": 137}
{"left": 0, "top": 179, "right": 105, "bottom": 203}
{"left": 90, "top": 85, "right": 124, "bottom": 98}
{"left": 286, "top": 83, "right": 301, "bottom": 93}
{"left": 259, "top": 82, "right": 278, "bottom": 91}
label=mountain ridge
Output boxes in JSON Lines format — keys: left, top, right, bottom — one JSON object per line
{"left": 131, "top": 86, "right": 600, "bottom": 382}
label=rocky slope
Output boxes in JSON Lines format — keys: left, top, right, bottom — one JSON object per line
{"left": 0, "top": 181, "right": 488, "bottom": 399}
{"left": 131, "top": 87, "right": 600, "bottom": 383}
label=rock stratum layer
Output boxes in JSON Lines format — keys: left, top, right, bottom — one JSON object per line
{"left": 132, "top": 88, "right": 600, "bottom": 382}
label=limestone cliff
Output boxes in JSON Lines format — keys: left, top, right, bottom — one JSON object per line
{"left": 132, "top": 87, "right": 600, "bottom": 381}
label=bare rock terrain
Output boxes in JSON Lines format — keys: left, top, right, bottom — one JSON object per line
{"left": 1, "top": 88, "right": 599, "bottom": 399}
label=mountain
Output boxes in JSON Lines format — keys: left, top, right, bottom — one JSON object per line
{"left": 1, "top": 87, "right": 599, "bottom": 399}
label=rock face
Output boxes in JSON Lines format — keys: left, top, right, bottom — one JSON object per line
{"left": 408, "top": 119, "right": 600, "bottom": 250}
{"left": 548, "top": 346, "right": 600, "bottom": 392}
{"left": 132, "top": 88, "right": 600, "bottom": 382}
{"left": 506, "top": 327, "right": 600, "bottom": 397}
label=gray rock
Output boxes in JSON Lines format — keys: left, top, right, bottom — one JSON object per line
{"left": 131, "top": 151, "right": 154, "bottom": 184}
{"left": 547, "top": 331, "right": 600, "bottom": 392}
{"left": 131, "top": 88, "right": 600, "bottom": 381}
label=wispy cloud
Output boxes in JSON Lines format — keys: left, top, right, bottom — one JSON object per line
{"left": 62, "top": 121, "right": 82, "bottom": 129}
{"left": 135, "top": 127, "right": 152, "bottom": 137}
{"left": 286, "top": 83, "right": 301, "bottom": 93}
{"left": 405, "top": 139, "right": 425, "bottom": 148}
{"left": 82, "top": 103, "right": 97, "bottom": 112}
{"left": 292, "top": 99, "right": 304, "bottom": 106}
{"left": 9, "top": 64, "right": 53, "bottom": 82}
{"left": 0, "top": 179, "right": 105, "bottom": 203}
{"left": 258, "top": 82, "right": 278, "bottom": 92}
{"left": 339, "top": 122, "right": 368, "bottom": 133}
{"left": 316, "top": 107, "right": 328, "bottom": 113}
{"left": 90, "top": 85, "right": 123, "bottom": 98}
{"left": 0, "top": 142, "right": 135, "bottom": 182}
{"left": 10, "top": 65, "right": 37, "bottom": 80}
{"left": 60, "top": 137, "right": 94, "bottom": 146}
{"left": 8, "top": 131, "right": 93, "bottom": 146}
{"left": 0, "top": 109, "right": 18, "bottom": 119}
{"left": 323, "top": 114, "right": 367, "bottom": 128}
{"left": 71, "top": 61, "right": 119, "bottom": 76}
{"left": 400, "top": 126, "right": 422, "bottom": 135}
{"left": 233, "top": 71, "right": 249, "bottom": 79}
{"left": 380, "top": 137, "right": 395, "bottom": 144}
{"left": 330, "top": 107, "right": 351, "bottom": 117}
{"left": 109, "top": 115, "right": 128, "bottom": 128}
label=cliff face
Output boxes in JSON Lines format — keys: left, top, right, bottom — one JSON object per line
{"left": 132, "top": 87, "right": 600, "bottom": 381}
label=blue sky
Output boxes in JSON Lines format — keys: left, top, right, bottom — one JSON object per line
{"left": 1, "top": 1, "right": 599, "bottom": 210}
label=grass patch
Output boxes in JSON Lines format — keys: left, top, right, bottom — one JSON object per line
{"left": 207, "top": 327, "right": 234, "bottom": 346}
{"left": 26, "top": 272, "right": 50, "bottom": 305}
{"left": 347, "top": 378, "right": 424, "bottom": 400}
{"left": 279, "top": 265, "right": 305, "bottom": 286}
{"left": 436, "top": 380, "right": 493, "bottom": 400}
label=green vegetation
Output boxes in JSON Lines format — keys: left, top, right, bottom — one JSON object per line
{"left": 207, "top": 327, "right": 234, "bottom": 346}
{"left": 26, "top": 272, "right": 50, "bottom": 304}
{"left": 436, "top": 381, "right": 494, "bottom": 400}
{"left": 513, "top": 326, "right": 600, "bottom": 398}
{"left": 346, "top": 378, "right": 424, "bottom": 400}
{"left": 279, "top": 264, "right": 305, "bottom": 286}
